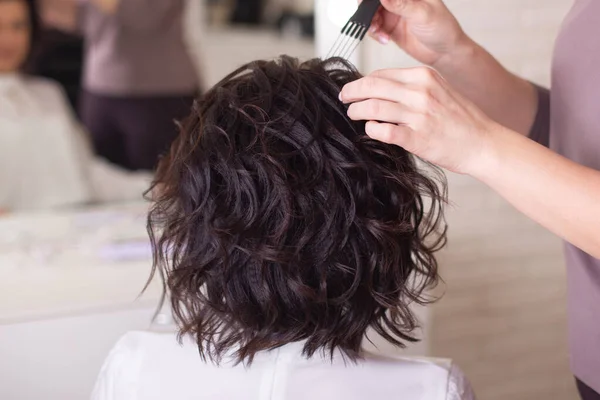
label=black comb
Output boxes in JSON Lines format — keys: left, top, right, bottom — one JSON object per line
{"left": 326, "top": 0, "right": 381, "bottom": 60}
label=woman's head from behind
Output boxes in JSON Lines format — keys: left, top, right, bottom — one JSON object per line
{"left": 149, "top": 56, "right": 447, "bottom": 363}
{"left": 0, "top": 0, "right": 39, "bottom": 73}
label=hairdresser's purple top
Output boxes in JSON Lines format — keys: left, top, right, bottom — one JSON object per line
{"left": 78, "top": 0, "right": 198, "bottom": 96}
{"left": 529, "top": 0, "right": 600, "bottom": 392}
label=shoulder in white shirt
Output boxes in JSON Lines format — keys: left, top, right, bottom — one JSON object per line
{"left": 92, "top": 331, "right": 476, "bottom": 400}
{"left": 0, "top": 74, "right": 151, "bottom": 211}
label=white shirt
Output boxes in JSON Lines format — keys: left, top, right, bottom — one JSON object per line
{"left": 92, "top": 331, "right": 476, "bottom": 400}
{"left": 0, "top": 73, "right": 150, "bottom": 211}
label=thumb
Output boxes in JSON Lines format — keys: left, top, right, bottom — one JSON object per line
{"left": 379, "top": 0, "right": 433, "bottom": 22}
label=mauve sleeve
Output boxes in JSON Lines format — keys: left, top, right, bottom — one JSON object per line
{"left": 528, "top": 85, "right": 551, "bottom": 148}
{"left": 115, "top": 0, "right": 182, "bottom": 32}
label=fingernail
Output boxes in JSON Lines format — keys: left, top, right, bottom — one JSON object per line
{"left": 369, "top": 26, "right": 377, "bottom": 33}
{"left": 338, "top": 92, "right": 343, "bottom": 102}
{"left": 378, "top": 35, "right": 389, "bottom": 44}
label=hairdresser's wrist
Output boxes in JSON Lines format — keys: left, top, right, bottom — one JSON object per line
{"left": 465, "top": 123, "right": 519, "bottom": 182}
{"left": 431, "top": 35, "right": 480, "bottom": 77}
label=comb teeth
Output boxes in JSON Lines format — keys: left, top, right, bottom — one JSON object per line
{"left": 325, "top": 0, "right": 381, "bottom": 61}
{"left": 326, "top": 22, "right": 367, "bottom": 60}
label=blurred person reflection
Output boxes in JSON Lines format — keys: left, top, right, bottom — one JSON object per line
{"left": 43, "top": 0, "right": 200, "bottom": 171}
{"left": 0, "top": 0, "right": 150, "bottom": 212}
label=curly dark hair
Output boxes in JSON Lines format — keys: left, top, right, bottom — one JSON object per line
{"left": 147, "top": 56, "right": 447, "bottom": 364}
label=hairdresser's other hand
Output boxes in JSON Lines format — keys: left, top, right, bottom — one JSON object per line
{"left": 369, "top": 0, "right": 471, "bottom": 67}
{"left": 92, "top": 0, "right": 119, "bottom": 14}
{"left": 39, "top": 0, "right": 79, "bottom": 31}
{"left": 340, "top": 67, "right": 502, "bottom": 174}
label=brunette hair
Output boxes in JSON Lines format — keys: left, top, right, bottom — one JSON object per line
{"left": 147, "top": 56, "right": 447, "bottom": 364}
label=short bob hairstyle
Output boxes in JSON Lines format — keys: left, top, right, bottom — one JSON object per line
{"left": 148, "top": 56, "right": 447, "bottom": 364}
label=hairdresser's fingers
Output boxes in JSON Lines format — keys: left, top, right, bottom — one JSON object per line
{"left": 347, "top": 99, "right": 414, "bottom": 125}
{"left": 341, "top": 67, "right": 444, "bottom": 100}
{"left": 378, "top": 5, "right": 403, "bottom": 40}
{"left": 380, "top": 0, "right": 435, "bottom": 23}
{"left": 340, "top": 76, "right": 431, "bottom": 110}
{"left": 369, "top": 66, "right": 445, "bottom": 87}
{"left": 376, "top": 66, "right": 469, "bottom": 109}
{"left": 365, "top": 121, "right": 416, "bottom": 151}
{"left": 369, "top": 8, "right": 393, "bottom": 44}
{"left": 369, "top": 9, "right": 382, "bottom": 33}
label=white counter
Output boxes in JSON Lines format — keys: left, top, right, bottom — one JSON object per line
{"left": 0, "top": 203, "right": 163, "bottom": 322}
{"left": 0, "top": 203, "right": 166, "bottom": 400}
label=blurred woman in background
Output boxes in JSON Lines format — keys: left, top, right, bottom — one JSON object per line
{"left": 43, "top": 0, "right": 201, "bottom": 171}
{"left": 0, "top": 0, "right": 149, "bottom": 211}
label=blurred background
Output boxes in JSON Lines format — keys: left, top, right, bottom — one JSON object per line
{"left": 0, "top": 0, "right": 576, "bottom": 399}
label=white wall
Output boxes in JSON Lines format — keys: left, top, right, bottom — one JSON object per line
{"left": 315, "top": 0, "right": 360, "bottom": 66}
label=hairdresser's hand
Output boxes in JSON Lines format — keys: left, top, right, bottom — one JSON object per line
{"left": 368, "top": 0, "right": 471, "bottom": 68}
{"left": 92, "top": 0, "right": 119, "bottom": 14}
{"left": 340, "top": 67, "right": 502, "bottom": 174}
{"left": 39, "top": 0, "right": 79, "bottom": 31}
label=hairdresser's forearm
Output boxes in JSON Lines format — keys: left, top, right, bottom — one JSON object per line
{"left": 473, "top": 127, "right": 600, "bottom": 258}
{"left": 434, "top": 38, "right": 538, "bottom": 136}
